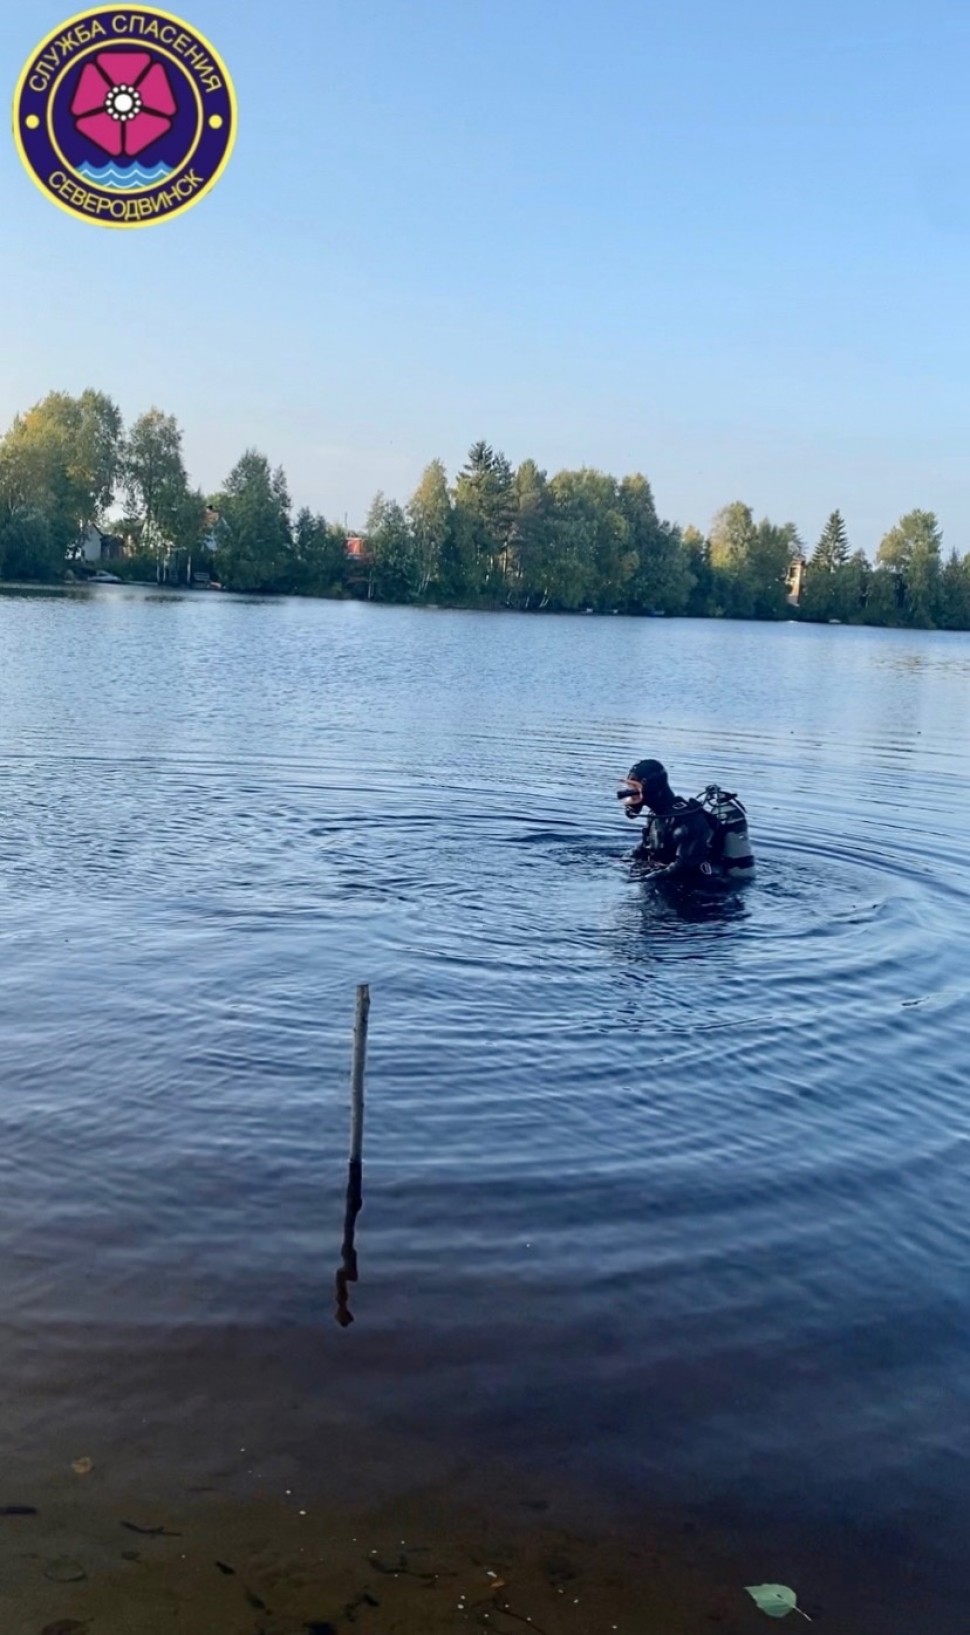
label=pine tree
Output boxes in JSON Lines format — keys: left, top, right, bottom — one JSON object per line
{"left": 811, "top": 510, "right": 849, "bottom": 572}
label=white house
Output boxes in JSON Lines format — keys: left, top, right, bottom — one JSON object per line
{"left": 77, "top": 524, "right": 125, "bottom": 564}
{"left": 79, "top": 523, "right": 105, "bottom": 563}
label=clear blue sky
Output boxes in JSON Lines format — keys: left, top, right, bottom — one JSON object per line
{"left": 3, "top": 0, "right": 969, "bottom": 550}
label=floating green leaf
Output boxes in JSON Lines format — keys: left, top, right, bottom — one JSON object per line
{"left": 745, "top": 1583, "right": 811, "bottom": 1620}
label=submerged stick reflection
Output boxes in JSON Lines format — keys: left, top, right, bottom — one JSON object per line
{"left": 335, "top": 1157, "right": 363, "bottom": 1327}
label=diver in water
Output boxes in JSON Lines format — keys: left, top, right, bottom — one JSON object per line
{"left": 617, "top": 759, "right": 754, "bottom": 883}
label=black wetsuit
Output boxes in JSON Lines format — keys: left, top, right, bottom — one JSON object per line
{"left": 636, "top": 797, "right": 716, "bottom": 880}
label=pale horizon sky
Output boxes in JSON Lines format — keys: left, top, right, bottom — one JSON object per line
{"left": 2, "top": 0, "right": 969, "bottom": 552}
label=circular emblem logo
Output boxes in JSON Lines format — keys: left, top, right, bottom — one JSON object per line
{"left": 13, "top": 6, "right": 236, "bottom": 228}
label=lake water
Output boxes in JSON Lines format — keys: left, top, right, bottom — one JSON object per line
{"left": 1, "top": 588, "right": 968, "bottom": 1630}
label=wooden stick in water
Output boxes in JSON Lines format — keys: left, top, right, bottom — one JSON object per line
{"left": 336, "top": 983, "right": 370, "bottom": 1328}
{"left": 350, "top": 983, "right": 369, "bottom": 1165}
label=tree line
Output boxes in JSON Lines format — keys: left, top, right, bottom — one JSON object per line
{"left": 2, "top": 390, "right": 969, "bottom": 629}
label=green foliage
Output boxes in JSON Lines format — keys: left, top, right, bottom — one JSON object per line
{"left": 832, "top": 550, "right": 871, "bottom": 622}
{"left": 681, "top": 525, "right": 715, "bottom": 615}
{"left": 0, "top": 389, "right": 124, "bottom": 557}
{"left": 751, "top": 519, "right": 802, "bottom": 619}
{"left": 811, "top": 509, "right": 849, "bottom": 572}
{"left": 212, "top": 450, "right": 293, "bottom": 591}
{"left": 940, "top": 548, "right": 970, "bottom": 630}
{"left": 451, "top": 440, "right": 516, "bottom": 599}
{"left": 876, "top": 508, "right": 943, "bottom": 626}
{"left": 709, "top": 504, "right": 798, "bottom": 619}
{"left": 124, "top": 408, "right": 194, "bottom": 553}
{"left": 508, "top": 458, "right": 550, "bottom": 607}
{"left": 709, "top": 501, "right": 757, "bottom": 616}
{"left": 864, "top": 562, "right": 904, "bottom": 625}
{"left": 545, "top": 468, "right": 625, "bottom": 610}
{"left": 289, "top": 507, "right": 348, "bottom": 595}
{"left": 801, "top": 510, "right": 954, "bottom": 628}
{"left": 802, "top": 516, "right": 870, "bottom": 621}
{"left": 99, "top": 551, "right": 158, "bottom": 583}
{"left": 2, "top": 394, "right": 970, "bottom": 631}
{"left": 620, "top": 476, "right": 695, "bottom": 615}
{"left": 407, "top": 459, "right": 452, "bottom": 595}
{"left": 366, "top": 493, "right": 418, "bottom": 601}
{"left": 172, "top": 488, "right": 208, "bottom": 555}
{"left": 0, "top": 504, "right": 62, "bottom": 581}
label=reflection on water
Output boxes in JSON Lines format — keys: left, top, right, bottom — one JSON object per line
{"left": 608, "top": 886, "right": 750, "bottom": 986}
{"left": 632, "top": 866, "right": 752, "bottom": 918}
{"left": 1, "top": 590, "right": 969, "bottom": 1631}
{"left": 0, "top": 583, "right": 91, "bottom": 600}
{"left": 335, "top": 1159, "right": 364, "bottom": 1328}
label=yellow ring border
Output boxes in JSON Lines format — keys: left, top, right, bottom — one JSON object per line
{"left": 46, "top": 41, "right": 204, "bottom": 193}
{"left": 12, "top": 3, "right": 238, "bottom": 231}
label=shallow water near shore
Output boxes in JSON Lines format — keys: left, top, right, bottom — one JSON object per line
{"left": 1, "top": 588, "right": 968, "bottom": 1631}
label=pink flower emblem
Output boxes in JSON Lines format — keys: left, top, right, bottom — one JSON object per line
{"left": 71, "top": 51, "right": 176, "bottom": 160}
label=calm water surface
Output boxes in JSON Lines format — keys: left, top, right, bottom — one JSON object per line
{"left": 1, "top": 589, "right": 968, "bottom": 1625}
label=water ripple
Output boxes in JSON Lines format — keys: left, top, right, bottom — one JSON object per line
{"left": 2, "top": 591, "right": 970, "bottom": 1620}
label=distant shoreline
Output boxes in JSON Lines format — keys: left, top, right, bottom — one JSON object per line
{"left": 4, "top": 577, "right": 970, "bottom": 637}
{"left": 4, "top": 399, "right": 967, "bottom": 631}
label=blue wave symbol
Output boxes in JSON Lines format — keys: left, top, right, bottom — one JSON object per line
{"left": 77, "top": 160, "right": 173, "bottom": 191}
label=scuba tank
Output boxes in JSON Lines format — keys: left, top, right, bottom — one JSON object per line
{"left": 695, "top": 785, "right": 754, "bottom": 874}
